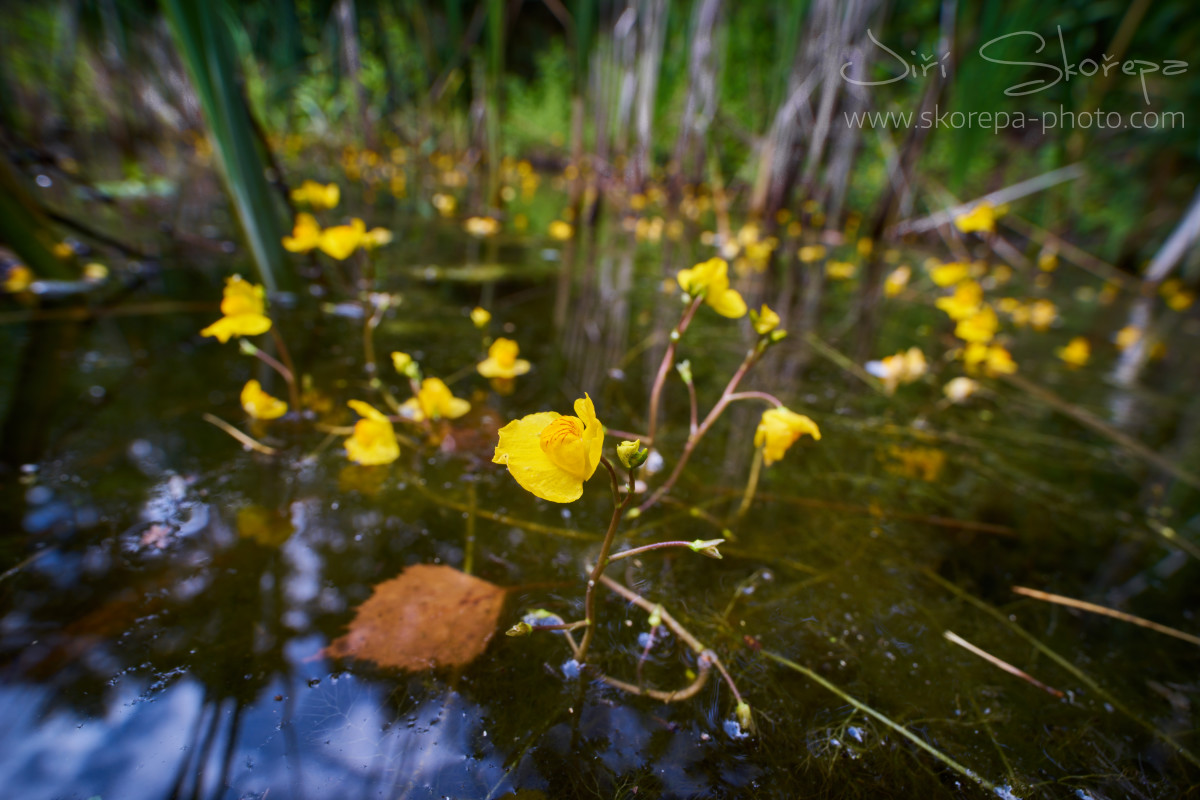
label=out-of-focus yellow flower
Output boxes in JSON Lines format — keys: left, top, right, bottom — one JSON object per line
{"left": 1113, "top": 325, "right": 1141, "bottom": 351}
{"left": 362, "top": 227, "right": 393, "bottom": 250}
{"left": 290, "top": 180, "right": 340, "bottom": 210}
{"left": 935, "top": 281, "right": 983, "bottom": 321}
{"left": 884, "top": 265, "right": 911, "bottom": 297}
{"left": 548, "top": 220, "right": 573, "bottom": 240}
{"left": 391, "top": 351, "right": 413, "bottom": 374}
{"left": 1161, "top": 279, "right": 1196, "bottom": 311}
{"left": 755, "top": 407, "right": 821, "bottom": 466}
{"left": 3, "top": 264, "right": 33, "bottom": 293}
{"left": 345, "top": 400, "right": 400, "bottom": 465}
{"left": 83, "top": 263, "right": 108, "bottom": 282}
{"left": 1037, "top": 250, "right": 1058, "bottom": 272}
{"left": 866, "top": 347, "right": 927, "bottom": 395}
{"left": 930, "top": 261, "right": 970, "bottom": 287}
{"left": 953, "top": 202, "right": 999, "bottom": 234}
{"left": 478, "top": 337, "right": 531, "bottom": 378}
{"left": 241, "top": 379, "right": 288, "bottom": 420}
{"left": 857, "top": 238, "right": 874, "bottom": 257}
{"left": 318, "top": 218, "right": 366, "bottom": 260}
{"left": 201, "top": 275, "right": 272, "bottom": 343}
{"left": 1057, "top": 336, "right": 1090, "bottom": 367}
{"left": 798, "top": 245, "right": 826, "bottom": 263}
{"left": 943, "top": 376, "right": 980, "bottom": 404}
{"left": 52, "top": 241, "right": 75, "bottom": 260}
{"left": 676, "top": 257, "right": 747, "bottom": 319}
{"left": 825, "top": 260, "right": 857, "bottom": 280}
{"left": 283, "top": 213, "right": 322, "bottom": 252}
{"left": 884, "top": 446, "right": 946, "bottom": 482}
{"left": 955, "top": 305, "right": 999, "bottom": 344}
{"left": 464, "top": 216, "right": 501, "bottom": 237}
{"left": 470, "top": 306, "right": 492, "bottom": 328}
{"left": 402, "top": 377, "right": 471, "bottom": 422}
{"left": 963, "top": 343, "right": 1017, "bottom": 376}
{"left": 1028, "top": 299, "right": 1057, "bottom": 332}
{"left": 750, "top": 304, "right": 780, "bottom": 335}
{"left": 492, "top": 394, "right": 604, "bottom": 503}
{"left": 432, "top": 193, "right": 456, "bottom": 217}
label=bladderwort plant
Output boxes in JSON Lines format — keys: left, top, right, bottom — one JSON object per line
{"left": 495, "top": 255, "right": 823, "bottom": 737}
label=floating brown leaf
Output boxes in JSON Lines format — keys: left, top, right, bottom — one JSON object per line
{"left": 324, "top": 564, "right": 506, "bottom": 671}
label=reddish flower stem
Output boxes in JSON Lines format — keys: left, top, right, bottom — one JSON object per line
{"left": 576, "top": 456, "right": 634, "bottom": 664}
{"left": 646, "top": 296, "right": 703, "bottom": 445}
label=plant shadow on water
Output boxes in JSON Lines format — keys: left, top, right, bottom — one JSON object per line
{"left": 1, "top": 205, "right": 1199, "bottom": 800}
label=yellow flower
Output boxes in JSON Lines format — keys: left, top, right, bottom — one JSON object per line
{"left": 798, "top": 245, "right": 826, "bottom": 263}
{"left": 362, "top": 227, "right": 394, "bottom": 250}
{"left": 402, "top": 378, "right": 471, "bottom": 422}
{"left": 930, "top": 261, "right": 971, "bottom": 287}
{"left": 282, "top": 213, "right": 322, "bottom": 253}
{"left": 1113, "top": 325, "right": 1141, "bottom": 351}
{"left": 1028, "top": 299, "right": 1057, "bottom": 332}
{"left": 954, "top": 305, "right": 999, "bottom": 344}
{"left": 200, "top": 275, "right": 272, "bottom": 343}
{"left": 432, "top": 193, "right": 456, "bottom": 217}
{"left": 943, "top": 377, "right": 980, "bottom": 404}
{"left": 493, "top": 394, "right": 605, "bottom": 503}
{"left": 241, "top": 380, "right": 288, "bottom": 420}
{"left": 1037, "top": 250, "right": 1058, "bottom": 272}
{"left": 676, "top": 258, "right": 747, "bottom": 319}
{"left": 548, "top": 220, "right": 573, "bottom": 240}
{"left": 825, "top": 260, "right": 857, "bottom": 280}
{"left": 290, "top": 180, "right": 340, "bottom": 210}
{"left": 345, "top": 400, "right": 400, "bottom": 465}
{"left": 464, "top": 216, "right": 501, "bottom": 237}
{"left": 478, "top": 337, "right": 531, "bottom": 378}
{"left": 1161, "top": 279, "right": 1196, "bottom": 311}
{"left": 953, "top": 202, "right": 999, "bottom": 234}
{"left": 963, "top": 343, "right": 1017, "bottom": 376}
{"left": 750, "top": 304, "right": 780, "bottom": 336}
{"left": 318, "top": 218, "right": 366, "bottom": 260}
{"left": 935, "top": 281, "right": 983, "bottom": 321}
{"left": 884, "top": 265, "right": 911, "bottom": 297}
{"left": 3, "top": 264, "right": 33, "bottom": 293}
{"left": 52, "top": 241, "right": 75, "bottom": 260}
{"left": 83, "top": 262, "right": 108, "bottom": 282}
{"left": 470, "top": 306, "right": 492, "bottom": 328}
{"left": 1057, "top": 336, "right": 1090, "bottom": 367}
{"left": 865, "top": 347, "right": 927, "bottom": 395}
{"left": 391, "top": 351, "right": 413, "bottom": 373}
{"left": 755, "top": 407, "right": 821, "bottom": 466}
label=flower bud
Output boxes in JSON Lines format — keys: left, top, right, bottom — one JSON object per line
{"left": 675, "top": 359, "right": 693, "bottom": 385}
{"left": 238, "top": 339, "right": 260, "bottom": 356}
{"left": 506, "top": 621, "right": 533, "bottom": 637}
{"left": 391, "top": 351, "right": 413, "bottom": 374}
{"left": 750, "top": 304, "right": 780, "bottom": 336}
{"left": 688, "top": 538, "right": 725, "bottom": 559}
{"left": 735, "top": 701, "right": 754, "bottom": 733}
{"left": 617, "top": 439, "right": 649, "bottom": 469}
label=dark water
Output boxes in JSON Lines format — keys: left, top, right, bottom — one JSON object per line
{"left": 2, "top": 195, "right": 1199, "bottom": 799}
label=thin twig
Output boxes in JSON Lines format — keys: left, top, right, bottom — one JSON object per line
{"left": 1012, "top": 586, "right": 1200, "bottom": 647}
{"left": 943, "top": 630, "right": 1064, "bottom": 698}
{"left": 202, "top": 413, "right": 278, "bottom": 455}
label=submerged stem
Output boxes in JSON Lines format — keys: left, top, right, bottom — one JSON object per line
{"left": 576, "top": 456, "right": 635, "bottom": 664}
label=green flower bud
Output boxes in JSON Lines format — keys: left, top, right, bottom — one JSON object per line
{"left": 617, "top": 439, "right": 649, "bottom": 469}
{"left": 688, "top": 538, "right": 725, "bottom": 559}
